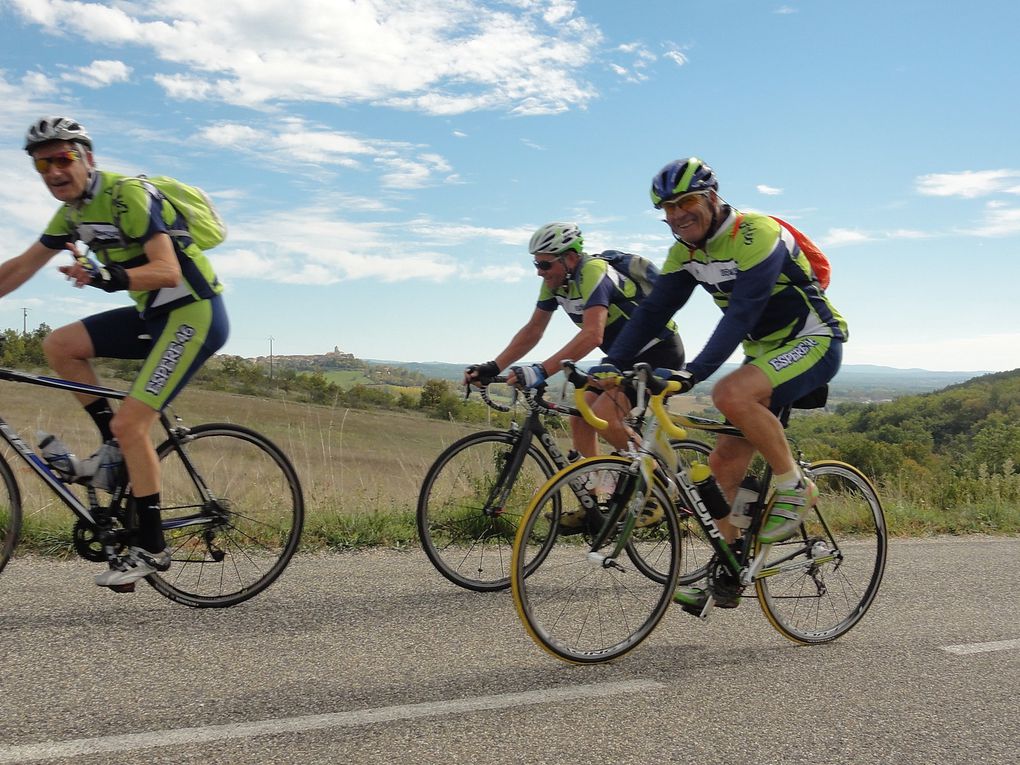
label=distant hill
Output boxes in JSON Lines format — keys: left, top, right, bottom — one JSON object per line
{"left": 367, "top": 359, "right": 991, "bottom": 401}
{"left": 790, "top": 367, "right": 1020, "bottom": 478}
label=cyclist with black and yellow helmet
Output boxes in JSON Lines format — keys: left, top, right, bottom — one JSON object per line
{"left": 606, "top": 157, "right": 848, "bottom": 611}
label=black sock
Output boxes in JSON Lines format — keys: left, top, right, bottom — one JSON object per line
{"left": 84, "top": 398, "right": 115, "bottom": 443}
{"left": 132, "top": 493, "right": 164, "bottom": 553}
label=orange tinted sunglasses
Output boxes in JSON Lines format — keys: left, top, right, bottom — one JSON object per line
{"left": 32, "top": 150, "right": 81, "bottom": 173}
{"left": 659, "top": 191, "right": 710, "bottom": 211}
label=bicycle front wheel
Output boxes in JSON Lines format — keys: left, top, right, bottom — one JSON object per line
{"left": 417, "top": 430, "right": 557, "bottom": 592}
{"left": 0, "top": 456, "right": 22, "bottom": 574}
{"left": 670, "top": 439, "right": 714, "bottom": 584}
{"left": 755, "top": 460, "right": 887, "bottom": 643}
{"left": 511, "top": 457, "right": 681, "bottom": 664}
{"left": 148, "top": 423, "right": 305, "bottom": 608}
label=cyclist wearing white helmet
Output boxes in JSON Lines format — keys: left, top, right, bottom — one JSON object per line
{"left": 466, "top": 222, "right": 684, "bottom": 490}
{"left": 0, "top": 116, "right": 229, "bottom": 588}
{"left": 606, "top": 157, "right": 848, "bottom": 613}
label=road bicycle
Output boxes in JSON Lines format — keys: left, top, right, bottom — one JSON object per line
{"left": 417, "top": 377, "right": 714, "bottom": 592}
{"left": 0, "top": 368, "right": 304, "bottom": 607}
{"left": 511, "top": 362, "right": 887, "bottom": 663}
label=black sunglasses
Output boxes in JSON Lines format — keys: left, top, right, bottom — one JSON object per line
{"left": 533, "top": 257, "right": 562, "bottom": 271}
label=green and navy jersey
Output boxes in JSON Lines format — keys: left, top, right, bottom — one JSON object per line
{"left": 39, "top": 170, "right": 223, "bottom": 318}
{"left": 536, "top": 254, "right": 679, "bottom": 353}
{"left": 608, "top": 209, "right": 847, "bottom": 381}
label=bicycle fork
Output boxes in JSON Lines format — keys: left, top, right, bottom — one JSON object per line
{"left": 584, "top": 457, "right": 652, "bottom": 570}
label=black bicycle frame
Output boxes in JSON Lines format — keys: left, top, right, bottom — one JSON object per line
{"left": 0, "top": 368, "right": 133, "bottom": 526}
{"left": 0, "top": 367, "right": 213, "bottom": 534}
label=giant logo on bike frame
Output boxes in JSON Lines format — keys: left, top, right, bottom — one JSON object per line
{"left": 144, "top": 324, "right": 196, "bottom": 395}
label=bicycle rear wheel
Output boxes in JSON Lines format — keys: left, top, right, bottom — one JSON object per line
{"left": 755, "top": 461, "right": 887, "bottom": 643}
{"left": 147, "top": 423, "right": 304, "bottom": 607}
{"left": 511, "top": 457, "right": 681, "bottom": 664}
{"left": 417, "top": 430, "right": 557, "bottom": 592}
{"left": 670, "top": 439, "right": 714, "bottom": 584}
{"left": 0, "top": 456, "right": 22, "bottom": 574}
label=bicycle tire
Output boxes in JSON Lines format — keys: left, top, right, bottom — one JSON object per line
{"left": 146, "top": 423, "right": 304, "bottom": 608}
{"left": 511, "top": 456, "right": 681, "bottom": 664}
{"left": 0, "top": 455, "right": 23, "bottom": 574}
{"left": 417, "top": 430, "right": 558, "bottom": 592}
{"left": 668, "top": 439, "right": 715, "bottom": 584}
{"left": 755, "top": 460, "right": 887, "bottom": 644}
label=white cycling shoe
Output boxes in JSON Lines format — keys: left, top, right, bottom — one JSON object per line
{"left": 95, "top": 546, "right": 171, "bottom": 587}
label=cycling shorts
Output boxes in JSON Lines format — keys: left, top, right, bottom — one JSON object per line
{"left": 82, "top": 295, "right": 229, "bottom": 410}
{"left": 746, "top": 335, "right": 842, "bottom": 413}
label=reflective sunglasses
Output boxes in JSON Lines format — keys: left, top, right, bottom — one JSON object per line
{"left": 659, "top": 191, "right": 709, "bottom": 211}
{"left": 32, "top": 150, "right": 81, "bottom": 173}
{"left": 533, "top": 257, "right": 562, "bottom": 271}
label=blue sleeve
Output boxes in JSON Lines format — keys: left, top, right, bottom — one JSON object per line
{"left": 686, "top": 248, "right": 785, "bottom": 381}
{"left": 606, "top": 270, "right": 696, "bottom": 365}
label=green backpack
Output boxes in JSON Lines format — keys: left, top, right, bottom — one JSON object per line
{"left": 112, "top": 175, "right": 227, "bottom": 251}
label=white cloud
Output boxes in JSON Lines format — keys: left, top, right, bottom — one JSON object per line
{"left": 216, "top": 205, "right": 538, "bottom": 286}
{"left": 821, "top": 228, "right": 873, "bottom": 247}
{"left": 195, "top": 119, "right": 455, "bottom": 187}
{"left": 61, "top": 60, "right": 132, "bottom": 88}
{"left": 757, "top": 184, "right": 783, "bottom": 196}
{"left": 471, "top": 263, "right": 531, "bottom": 281}
{"left": 969, "top": 206, "right": 1020, "bottom": 237}
{"left": 663, "top": 47, "right": 688, "bottom": 66}
{"left": 916, "top": 169, "right": 1020, "bottom": 198}
{"left": 8, "top": 0, "right": 603, "bottom": 116}
{"left": 774, "top": 6, "right": 797, "bottom": 14}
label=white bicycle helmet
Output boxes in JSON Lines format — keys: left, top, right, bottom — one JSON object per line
{"left": 528, "top": 222, "right": 584, "bottom": 256}
{"left": 24, "top": 116, "right": 92, "bottom": 153}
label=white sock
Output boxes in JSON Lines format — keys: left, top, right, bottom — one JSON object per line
{"left": 775, "top": 469, "right": 802, "bottom": 490}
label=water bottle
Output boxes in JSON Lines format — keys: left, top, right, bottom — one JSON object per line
{"left": 689, "top": 464, "right": 730, "bottom": 520}
{"left": 729, "top": 474, "right": 761, "bottom": 530}
{"left": 37, "top": 431, "right": 82, "bottom": 480}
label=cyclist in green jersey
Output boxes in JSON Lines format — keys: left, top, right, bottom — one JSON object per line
{"left": 0, "top": 117, "right": 229, "bottom": 588}
{"left": 466, "top": 222, "right": 685, "bottom": 457}
{"left": 606, "top": 158, "right": 848, "bottom": 611}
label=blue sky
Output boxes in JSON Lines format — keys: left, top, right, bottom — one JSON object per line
{"left": 0, "top": 0, "right": 1017, "bottom": 375}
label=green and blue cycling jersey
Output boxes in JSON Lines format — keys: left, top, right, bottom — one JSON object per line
{"left": 537, "top": 254, "right": 680, "bottom": 354}
{"left": 608, "top": 208, "right": 848, "bottom": 381}
{"left": 39, "top": 170, "right": 223, "bottom": 319}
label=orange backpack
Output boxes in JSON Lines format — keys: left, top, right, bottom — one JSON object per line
{"left": 731, "top": 214, "right": 831, "bottom": 290}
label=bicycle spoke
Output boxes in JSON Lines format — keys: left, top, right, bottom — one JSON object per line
{"left": 756, "top": 462, "right": 886, "bottom": 643}
{"left": 146, "top": 424, "right": 303, "bottom": 607}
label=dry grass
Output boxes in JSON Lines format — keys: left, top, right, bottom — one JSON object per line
{"left": 0, "top": 376, "right": 485, "bottom": 551}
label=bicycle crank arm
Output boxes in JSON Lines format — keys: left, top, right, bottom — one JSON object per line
{"left": 586, "top": 551, "right": 626, "bottom": 571}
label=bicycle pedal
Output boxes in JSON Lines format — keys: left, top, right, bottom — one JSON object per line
{"left": 681, "top": 595, "right": 714, "bottom": 620}
{"left": 106, "top": 583, "right": 136, "bottom": 594}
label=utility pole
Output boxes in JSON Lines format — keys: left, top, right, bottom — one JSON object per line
{"left": 269, "top": 336, "right": 274, "bottom": 380}
{"left": 21, "top": 308, "right": 28, "bottom": 335}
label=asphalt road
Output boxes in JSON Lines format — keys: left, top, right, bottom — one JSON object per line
{"left": 1, "top": 536, "right": 1018, "bottom": 765}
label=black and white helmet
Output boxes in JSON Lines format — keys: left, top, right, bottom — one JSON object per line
{"left": 528, "top": 222, "right": 584, "bottom": 256}
{"left": 24, "top": 116, "right": 92, "bottom": 153}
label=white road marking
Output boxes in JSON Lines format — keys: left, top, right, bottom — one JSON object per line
{"left": 942, "top": 638, "right": 1020, "bottom": 655}
{"left": 0, "top": 679, "right": 664, "bottom": 763}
